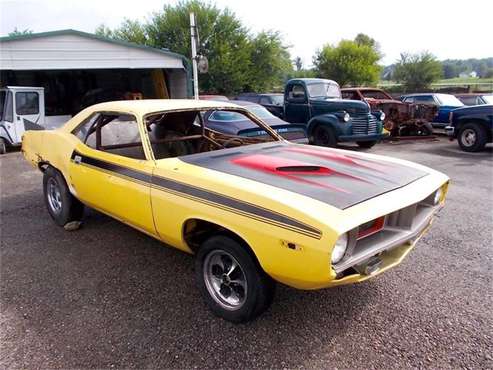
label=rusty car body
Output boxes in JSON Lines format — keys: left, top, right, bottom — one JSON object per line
{"left": 341, "top": 88, "right": 437, "bottom": 137}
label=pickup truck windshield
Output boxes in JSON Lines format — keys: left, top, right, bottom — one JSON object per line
{"left": 307, "top": 83, "right": 341, "bottom": 99}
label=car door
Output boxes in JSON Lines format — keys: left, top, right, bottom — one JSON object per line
{"left": 68, "top": 112, "right": 157, "bottom": 237}
{"left": 13, "top": 90, "right": 45, "bottom": 139}
{"left": 284, "top": 83, "right": 310, "bottom": 124}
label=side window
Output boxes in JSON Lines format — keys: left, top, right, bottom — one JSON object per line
{"left": 4, "top": 92, "right": 13, "bottom": 122}
{"left": 403, "top": 97, "right": 414, "bottom": 103}
{"left": 342, "top": 91, "right": 358, "bottom": 100}
{"left": 415, "top": 96, "right": 436, "bottom": 104}
{"left": 73, "top": 113, "right": 145, "bottom": 160}
{"left": 73, "top": 113, "right": 100, "bottom": 143}
{"left": 286, "top": 84, "right": 306, "bottom": 102}
{"left": 259, "top": 97, "right": 270, "bottom": 105}
{"left": 15, "top": 92, "right": 39, "bottom": 115}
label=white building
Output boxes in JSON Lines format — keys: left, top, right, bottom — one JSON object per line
{"left": 0, "top": 29, "right": 191, "bottom": 117}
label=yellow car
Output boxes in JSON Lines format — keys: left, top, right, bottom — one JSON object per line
{"left": 22, "top": 99, "right": 449, "bottom": 323}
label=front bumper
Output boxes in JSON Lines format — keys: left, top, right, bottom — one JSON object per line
{"left": 445, "top": 126, "right": 455, "bottom": 137}
{"left": 338, "top": 133, "right": 388, "bottom": 142}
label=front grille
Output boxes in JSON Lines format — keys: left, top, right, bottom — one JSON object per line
{"left": 351, "top": 114, "right": 378, "bottom": 135}
{"left": 333, "top": 191, "right": 440, "bottom": 274}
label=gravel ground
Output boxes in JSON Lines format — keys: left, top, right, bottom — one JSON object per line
{"left": 1, "top": 138, "right": 492, "bottom": 369}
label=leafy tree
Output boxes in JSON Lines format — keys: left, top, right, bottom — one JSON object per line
{"left": 8, "top": 28, "right": 33, "bottom": 37}
{"left": 393, "top": 52, "right": 442, "bottom": 91}
{"left": 354, "top": 33, "right": 382, "bottom": 58}
{"left": 96, "top": 0, "right": 292, "bottom": 94}
{"left": 313, "top": 39, "right": 382, "bottom": 86}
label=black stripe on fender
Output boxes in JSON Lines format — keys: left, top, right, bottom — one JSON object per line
{"left": 71, "top": 151, "right": 322, "bottom": 239}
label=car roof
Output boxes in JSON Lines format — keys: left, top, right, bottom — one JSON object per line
{"left": 62, "top": 99, "right": 246, "bottom": 132}
{"left": 341, "top": 87, "right": 383, "bottom": 91}
{"left": 289, "top": 78, "right": 339, "bottom": 85}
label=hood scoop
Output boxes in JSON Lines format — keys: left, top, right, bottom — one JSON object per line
{"left": 276, "top": 165, "right": 331, "bottom": 174}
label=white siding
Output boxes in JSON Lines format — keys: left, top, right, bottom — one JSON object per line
{"left": 0, "top": 34, "right": 184, "bottom": 70}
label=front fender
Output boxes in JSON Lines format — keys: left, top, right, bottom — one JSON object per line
{"left": 306, "top": 114, "right": 345, "bottom": 137}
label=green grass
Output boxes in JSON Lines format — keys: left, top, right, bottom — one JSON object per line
{"left": 437, "top": 77, "right": 493, "bottom": 84}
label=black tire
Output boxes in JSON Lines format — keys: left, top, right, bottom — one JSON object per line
{"left": 356, "top": 140, "right": 377, "bottom": 149}
{"left": 312, "top": 125, "right": 337, "bottom": 147}
{"left": 43, "top": 167, "right": 84, "bottom": 227}
{"left": 0, "top": 138, "right": 6, "bottom": 154}
{"left": 195, "top": 235, "right": 276, "bottom": 323}
{"left": 458, "top": 123, "right": 488, "bottom": 152}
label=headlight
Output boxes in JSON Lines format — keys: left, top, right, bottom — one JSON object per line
{"left": 343, "top": 113, "right": 350, "bottom": 122}
{"left": 380, "top": 112, "right": 386, "bottom": 121}
{"left": 331, "top": 233, "right": 348, "bottom": 264}
{"left": 433, "top": 188, "right": 443, "bottom": 205}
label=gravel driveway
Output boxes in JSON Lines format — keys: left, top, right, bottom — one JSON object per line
{"left": 1, "top": 138, "right": 492, "bottom": 369}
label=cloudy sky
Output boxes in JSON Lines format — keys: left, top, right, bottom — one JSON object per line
{"left": 1, "top": 0, "right": 492, "bottom": 66}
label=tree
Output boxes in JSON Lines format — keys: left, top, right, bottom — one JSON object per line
{"left": 313, "top": 39, "right": 382, "bottom": 86}
{"left": 96, "top": 0, "right": 292, "bottom": 94}
{"left": 354, "top": 33, "right": 382, "bottom": 58}
{"left": 8, "top": 28, "right": 33, "bottom": 37}
{"left": 393, "top": 52, "right": 442, "bottom": 91}
{"left": 293, "top": 56, "right": 303, "bottom": 71}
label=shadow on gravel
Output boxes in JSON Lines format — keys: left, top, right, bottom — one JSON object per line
{"left": 1, "top": 201, "right": 375, "bottom": 369}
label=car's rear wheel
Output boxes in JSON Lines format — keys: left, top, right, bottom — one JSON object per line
{"left": 312, "top": 125, "right": 337, "bottom": 147}
{"left": 356, "top": 140, "right": 377, "bottom": 149}
{"left": 458, "top": 123, "right": 488, "bottom": 152}
{"left": 0, "top": 138, "right": 6, "bottom": 154}
{"left": 43, "top": 167, "right": 84, "bottom": 227}
{"left": 195, "top": 235, "right": 276, "bottom": 323}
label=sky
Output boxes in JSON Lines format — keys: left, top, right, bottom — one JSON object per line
{"left": 1, "top": 0, "right": 492, "bottom": 66}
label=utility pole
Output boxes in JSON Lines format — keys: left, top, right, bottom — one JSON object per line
{"left": 189, "top": 12, "right": 199, "bottom": 100}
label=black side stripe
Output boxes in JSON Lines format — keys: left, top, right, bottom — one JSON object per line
{"left": 71, "top": 151, "right": 322, "bottom": 239}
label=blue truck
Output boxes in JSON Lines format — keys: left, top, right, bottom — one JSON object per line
{"left": 445, "top": 104, "right": 493, "bottom": 152}
{"left": 282, "top": 78, "right": 387, "bottom": 148}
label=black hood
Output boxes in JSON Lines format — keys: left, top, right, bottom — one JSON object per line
{"left": 180, "top": 142, "right": 428, "bottom": 209}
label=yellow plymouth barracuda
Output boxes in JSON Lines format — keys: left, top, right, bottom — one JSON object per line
{"left": 22, "top": 99, "right": 449, "bottom": 322}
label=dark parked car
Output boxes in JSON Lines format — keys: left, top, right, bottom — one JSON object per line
{"left": 235, "top": 93, "right": 284, "bottom": 119}
{"left": 455, "top": 94, "right": 493, "bottom": 106}
{"left": 342, "top": 87, "right": 437, "bottom": 137}
{"left": 445, "top": 104, "right": 493, "bottom": 152}
{"left": 400, "top": 93, "right": 464, "bottom": 128}
{"left": 204, "top": 100, "right": 307, "bottom": 143}
{"left": 283, "top": 78, "right": 387, "bottom": 148}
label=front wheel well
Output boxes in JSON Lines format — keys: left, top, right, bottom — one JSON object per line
{"left": 182, "top": 218, "right": 261, "bottom": 266}
{"left": 456, "top": 119, "right": 490, "bottom": 138}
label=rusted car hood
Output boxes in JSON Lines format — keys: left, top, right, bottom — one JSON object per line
{"left": 180, "top": 142, "right": 428, "bottom": 209}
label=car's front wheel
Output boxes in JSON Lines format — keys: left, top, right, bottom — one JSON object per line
{"left": 458, "top": 123, "right": 488, "bottom": 152}
{"left": 312, "top": 125, "right": 337, "bottom": 147}
{"left": 195, "top": 235, "right": 276, "bottom": 323}
{"left": 43, "top": 167, "right": 84, "bottom": 227}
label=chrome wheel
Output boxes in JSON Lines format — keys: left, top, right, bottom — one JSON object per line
{"left": 47, "top": 177, "right": 62, "bottom": 214}
{"left": 461, "top": 128, "right": 476, "bottom": 147}
{"left": 203, "top": 250, "right": 248, "bottom": 311}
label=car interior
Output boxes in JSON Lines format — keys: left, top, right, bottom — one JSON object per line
{"left": 74, "top": 109, "right": 276, "bottom": 161}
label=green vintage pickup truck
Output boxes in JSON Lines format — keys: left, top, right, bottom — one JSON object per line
{"left": 283, "top": 78, "right": 387, "bottom": 148}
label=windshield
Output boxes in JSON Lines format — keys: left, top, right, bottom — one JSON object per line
{"left": 246, "top": 106, "right": 275, "bottom": 119}
{"left": 0, "top": 91, "right": 5, "bottom": 120}
{"left": 306, "top": 82, "right": 341, "bottom": 98}
{"left": 483, "top": 95, "right": 493, "bottom": 104}
{"left": 436, "top": 94, "right": 464, "bottom": 106}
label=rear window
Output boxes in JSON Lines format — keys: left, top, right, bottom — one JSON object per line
{"left": 15, "top": 92, "right": 39, "bottom": 115}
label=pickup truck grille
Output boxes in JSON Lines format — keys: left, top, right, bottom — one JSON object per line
{"left": 351, "top": 114, "right": 378, "bottom": 135}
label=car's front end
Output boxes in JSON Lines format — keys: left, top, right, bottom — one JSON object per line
{"left": 178, "top": 142, "right": 449, "bottom": 290}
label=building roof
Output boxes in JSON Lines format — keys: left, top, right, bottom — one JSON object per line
{"left": 0, "top": 29, "right": 189, "bottom": 71}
